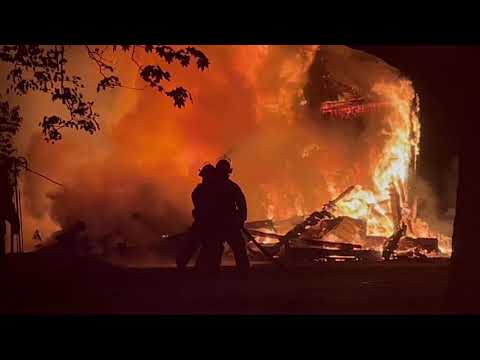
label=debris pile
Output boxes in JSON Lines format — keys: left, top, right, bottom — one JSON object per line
{"left": 244, "top": 185, "right": 442, "bottom": 264}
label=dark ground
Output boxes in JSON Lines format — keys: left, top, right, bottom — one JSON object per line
{"left": 0, "top": 249, "right": 450, "bottom": 315}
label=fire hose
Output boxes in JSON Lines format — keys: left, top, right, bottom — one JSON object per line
{"left": 168, "top": 227, "right": 291, "bottom": 272}
{"left": 171, "top": 185, "right": 357, "bottom": 271}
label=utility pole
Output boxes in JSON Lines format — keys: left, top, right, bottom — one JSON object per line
{"left": 10, "top": 157, "right": 26, "bottom": 254}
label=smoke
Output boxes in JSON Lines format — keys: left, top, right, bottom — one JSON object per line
{"left": 4, "top": 45, "right": 453, "bottom": 256}
{"left": 3, "top": 46, "right": 143, "bottom": 249}
{"left": 414, "top": 157, "right": 458, "bottom": 238}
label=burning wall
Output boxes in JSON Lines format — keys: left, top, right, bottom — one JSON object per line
{"left": 6, "top": 45, "right": 453, "bottom": 254}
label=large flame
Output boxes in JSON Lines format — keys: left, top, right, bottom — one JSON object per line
{"left": 13, "top": 45, "right": 451, "bottom": 254}
{"left": 331, "top": 79, "right": 421, "bottom": 237}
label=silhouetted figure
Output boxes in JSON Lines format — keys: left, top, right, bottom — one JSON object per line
{"left": 0, "top": 157, "right": 20, "bottom": 256}
{"left": 176, "top": 164, "right": 219, "bottom": 271}
{"left": 210, "top": 159, "right": 250, "bottom": 274}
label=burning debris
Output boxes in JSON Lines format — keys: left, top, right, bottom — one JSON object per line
{"left": 320, "top": 98, "right": 392, "bottom": 119}
{"left": 243, "top": 186, "right": 373, "bottom": 263}
{"left": 244, "top": 184, "right": 444, "bottom": 264}
{"left": 382, "top": 223, "right": 407, "bottom": 260}
{"left": 241, "top": 53, "right": 448, "bottom": 261}
{"left": 316, "top": 51, "right": 394, "bottom": 120}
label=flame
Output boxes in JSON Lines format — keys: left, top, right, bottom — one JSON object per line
{"left": 17, "top": 45, "right": 452, "bottom": 255}
{"left": 316, "top": 79, "right": 420, "bottom": 237}
{"left": 249, "top": 54, "right": 428, "bottom": 241}
{"left": 321, "top": 98, "right": 392, "bottom": 118}
{"left": 320, "top": 78, "right": 451, "bottom": 254}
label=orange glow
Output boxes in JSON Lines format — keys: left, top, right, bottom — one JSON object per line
{"left": 18, "top": 45, "right": 451, "bottom": 255}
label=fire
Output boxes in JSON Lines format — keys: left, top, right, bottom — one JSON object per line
{"left": 323, "top": 78, "right": 451, "bottom": 254}
{"left": 321, "top": 98, "right": 392, "bottom": 118}
{"left": 247, "top": 47, "right": 430, "bottom": 242}
{"left": 17, "top": 45, "right": 452, "bottom": 255}
{"left": 328, "top": 79, "right": 421, "bottom": 237}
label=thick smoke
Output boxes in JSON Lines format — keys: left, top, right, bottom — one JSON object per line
{"left": 4, "top": 45, "right": 456, "bottom": 255}
{"left": 4, "top": 46, "right": 143, "bottom": 249}
{"left": 413, "top": 157, "right": 458, "bottom": 251}
{"left": 415, "top": 175, "right": 456, "bottom": 235}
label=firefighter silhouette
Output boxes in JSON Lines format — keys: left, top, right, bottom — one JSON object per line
{"left": 176, "top": 163, "right": 218, "bottom": 271}
{"left": 199, "top": 158, "right": 250, "bottom": 274}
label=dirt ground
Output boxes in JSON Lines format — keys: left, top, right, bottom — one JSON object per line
{"left": 0, "top": 249, "right": 450, "bottom": 314}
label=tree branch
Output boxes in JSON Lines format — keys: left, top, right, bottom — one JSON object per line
{"left": 0, "top": 44, "right": 209, "bottom": 141}
{"left": 131, "top": 46, "right": 142, "bottom": 69}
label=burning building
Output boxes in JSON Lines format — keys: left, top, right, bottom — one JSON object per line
{"left": 9, "top": 45, "right": 453, "bottom": 261}
{"left": 240, "top": 46, "right": 449, "bottom": 261}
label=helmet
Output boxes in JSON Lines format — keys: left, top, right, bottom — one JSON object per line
{"left": 215, "top": 159, "right": 232, "bottom": 175}
{"left": 199, "top": 164, "right": 216, "bottom": 179}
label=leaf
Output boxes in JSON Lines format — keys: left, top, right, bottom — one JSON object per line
{"left": 96, "top": 76, "right": 121, "bottom": 92}
{"left": 165, "top": 87, "right": 190, "bottom": 108}
{"left": 1, "top": 44, "right": 209, "bottom": 142}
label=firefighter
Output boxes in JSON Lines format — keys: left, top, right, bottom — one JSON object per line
{"left": 212, "top": 159, "right": 250, "bottom": 274}
{"left": 0, "top": 157, "right": 20, "bottom": 256}
{"left": 176, "top": 164, "right": 219, "bottom": 271}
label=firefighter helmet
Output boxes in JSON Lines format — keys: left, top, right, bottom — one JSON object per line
{"left": 199, "top": 163, "right": 216, "bottom": 178}
{"left": 215, "top": 158, "right": 232, "bottom": 175}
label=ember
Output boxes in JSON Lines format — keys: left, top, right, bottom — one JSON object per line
{"left": 320, "top": 98, "right": 392, "bottom": 119}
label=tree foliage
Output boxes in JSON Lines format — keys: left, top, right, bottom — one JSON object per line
{"left": 0, "top": 45, "right": 209, "bottom": 143}
{"left": 0, "top": 100, "right": 22, "bottom": 159}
